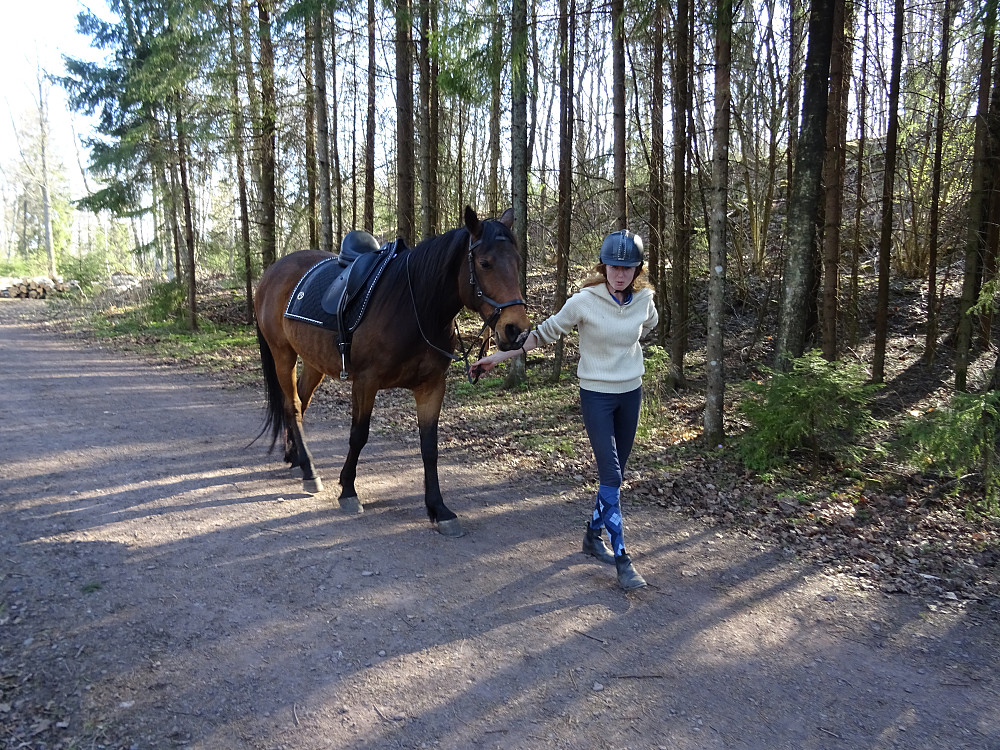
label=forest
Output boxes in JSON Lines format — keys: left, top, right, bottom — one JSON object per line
{"left": 2, "top": 0, "right": 1000, "bottom": 509}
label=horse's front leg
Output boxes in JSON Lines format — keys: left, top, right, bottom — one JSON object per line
{"left": 338, "top": 384, "right": 376, "bottom": 514}
{"left": 414, "top": 378, "right": 464, "bottom": 537}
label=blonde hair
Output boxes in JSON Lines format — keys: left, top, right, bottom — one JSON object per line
{"left": 581, "top": 262, "right": 653, "bottom": 294}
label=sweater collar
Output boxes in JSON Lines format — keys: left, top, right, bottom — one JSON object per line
{"left": 605, "top": 284, "right": 632, "bottom": 306}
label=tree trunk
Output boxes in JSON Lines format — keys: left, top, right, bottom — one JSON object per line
{"left": 979, "top": 28, "right": 1000, "bottom": 349}
{"left": 537, "top": 34, "right": 557, "bottom": 270}
{"left": 396, "top": 0, "right": 415, "bottom": 245}
{"left": 848, "top": 0, "right": 870, "bottom": 349}
{"left": 238, "top": 0, "right": 262, "bottom": 205}
{"left": 505, "top": 0, "right": 530, "bottom": 389}
{"left": 775, "top": 0, "right": 834, "bottom": 369}
{"left": 428, "top": 1, "right": 440, "bottom": 235}
{"left": 528, "top": 0, "right": 540, "bottom": 164}
{"left": 175, "top": 101, "right": 198, "bottom": 331}
{"left": 611, "top": 0, "right": 627, "bottom": 229}
{"left": 314, "top": 9, "right": 333, "bottom": 253}
{"left": 552, "top": 0, "right": 575, "bottom": 382}
{"left": 649, "top": 0, "right": 665, "bottom": 341}
{"left": 162, "top": 110, "right": 184, "bottom": 293}
{"left": 820, "top": 0, "right": 848, "bottom": 361}
{"left": 704, "top": 0, "right": 732, "bottom": 447}
{"left": 348, "top": 3, "right": 359, "bottom": 229}
{"left": 488, "top": 0, "right": 503, "bottom": 216}
{"left": 258, "top": 0, "right": 277, "bottom": 268}
{"left": 304, "top": 17, "right": 317, "bottom": 248}
{"left": 364, "top": 0, "right": 376, "bottom": 233}
{"left": 457, "top": 105, "right": 465, "bottom": 223}
{"left": 956, "top": 1, "right": 998, "bottom": 391}
{"left": 418, "top": 0, "right": 433, "bottom": 239}
{"left": 19, "top": 198, "right": 28, "bottom": 260}
{"left": 227, "top": 0, "right": 254, "bottom": 321}
{"left": 924, "top": 0, "right": 953, "bottom": 365}
{"left": 670, "top": 0, "right": 692, "bottom": 378}
{"left": 787, "top": 0, "right": 804, "bottom": 197}
{"left": 167, "top": 153, "right": 182, "bottom": 286}
{"left": 153, "top": 157, "right": 180, "bottom": 282}
{"left": 329, "top": 12, "right": 343, "bottom": 245}
{"left": 36, "top": 71, "right": 55, "bottom": 278}
{"left": 871, "top": 0, "right": 905, "bottom": 383}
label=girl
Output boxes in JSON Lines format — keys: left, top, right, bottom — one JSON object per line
{"left": 471, "top": 230, "right": 657, "bottom": 590}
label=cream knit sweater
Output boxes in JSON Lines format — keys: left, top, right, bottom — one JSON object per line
{"left": 534, "top": 284, "right": 658, "bottom": 394}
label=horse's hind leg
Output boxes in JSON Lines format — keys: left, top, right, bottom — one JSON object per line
{"left": 338, "top": 383, "right": 376, "bottom": 514}
{"left": 274, "top": 348, "right": 323, "bottom": 494}
{"left": 414, "top": 377, "right": 464, "bottom": 537}
{"left": 297, "top": 362, "right": 325, "bottom": 417}
{"left": 284, "top": 362, "right": 324, "bottom": 467}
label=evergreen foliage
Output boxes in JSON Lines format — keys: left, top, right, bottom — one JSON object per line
{"left": 737, "top": 350, "right": 883, "bottom": 472}
{"left": 897, "top": 391, "right": 1000, "bottom": 515}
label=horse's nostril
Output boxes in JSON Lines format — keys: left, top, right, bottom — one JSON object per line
{"left": 505, "top": 323, "right": 524, "bottom": 344}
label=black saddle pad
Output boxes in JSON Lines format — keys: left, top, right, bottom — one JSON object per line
{"left": 284, "top": 257, "right": 346, "bottom": 332}
{"left": 284, "top": 244, "right": 398, "bottom": 334}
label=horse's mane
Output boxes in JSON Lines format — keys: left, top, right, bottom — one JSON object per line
{"left": 403, "top": 225, "right": 468, "bottom": 280}
{"left": 404, "top": 216, "right": 519, "bottom": 277}
{"left": 389, "top": 218, "right": 518, "bottom": 293}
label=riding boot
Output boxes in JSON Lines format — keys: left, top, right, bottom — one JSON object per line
{"left": 582, "top": 525, "right": 616, "bottom": 565}
{"left": 615, "top": 552, "right": 647, "bottom": 590}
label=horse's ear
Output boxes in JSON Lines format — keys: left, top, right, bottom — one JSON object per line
{"left": 498, "top": 208, "right": 515, "bottom": 229}
{"left": 464, "top": 206, "right": 481, "bottom": 237}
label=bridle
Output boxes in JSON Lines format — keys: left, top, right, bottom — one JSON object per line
{"left": 405, "top": 227, "right": 528, "bottom": 383}
{"left": 466, "top": 233, "right": 528, "bottom": 329}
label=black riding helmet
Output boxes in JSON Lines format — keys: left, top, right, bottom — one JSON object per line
{"left": 599, "top": 230, "right": 644, "bottom": 267}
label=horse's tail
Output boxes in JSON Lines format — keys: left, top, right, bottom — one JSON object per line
{"left": 251, "top": 324, "right": 286, "bottom": 453}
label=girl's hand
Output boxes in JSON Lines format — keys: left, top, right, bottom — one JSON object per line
{"left": 469, "top": 352, "right": 503, "bottom": 378}
{"left": 468, "top": 331, "right": 535, "bottom": 379}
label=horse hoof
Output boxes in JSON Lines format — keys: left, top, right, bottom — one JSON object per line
{"left": 436, "top": 518, "right": 466, "bottom": 538}
{"left": 303, "top": 477, "right": 324, "bottom": 494}
{"left": 339, "top": 495, "right": 364, "bottom": 514}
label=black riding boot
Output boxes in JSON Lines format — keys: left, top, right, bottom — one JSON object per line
{"left": 582, "top": 525, "right": 616, "bottom": 564}
{"left": 615, "top": 552, "right": 647, "bottom": 590}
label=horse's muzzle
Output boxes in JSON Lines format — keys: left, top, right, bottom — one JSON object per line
{"left": 497, "top": 324, "right": 530, "bottom": 351}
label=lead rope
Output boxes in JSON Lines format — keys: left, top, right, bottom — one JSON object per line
{"left": 405, "top": 252, "right": 490, "bottom": 384}
{"left": 453, "top": 320, "right": 492, "bottom": 384}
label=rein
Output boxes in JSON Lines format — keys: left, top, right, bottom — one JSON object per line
{"left": 404, "top": 231, "right": 527, "bottom": 384}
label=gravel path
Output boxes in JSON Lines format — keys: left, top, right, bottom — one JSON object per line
{"left": 1, "top": 298, "right": 998, "bottom": 750}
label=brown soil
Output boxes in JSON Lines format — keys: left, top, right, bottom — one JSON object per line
{"left": 1, "top": 297, "right": 998, "bottom": 750}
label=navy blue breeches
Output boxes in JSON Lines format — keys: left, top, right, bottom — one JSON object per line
{"left": 579, "top": 386, "right": 642, "bottom": 556}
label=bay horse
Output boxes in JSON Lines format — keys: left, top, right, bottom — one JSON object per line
{"left": 253, "top": 207, "right": 530, "bottom": 536}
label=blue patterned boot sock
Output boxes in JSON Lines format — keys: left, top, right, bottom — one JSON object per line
{"left": 589, "top": 498, "right": 603, "bottom": 531}
{"left": 596, "top": 484, "right": 625, "bottom": 557}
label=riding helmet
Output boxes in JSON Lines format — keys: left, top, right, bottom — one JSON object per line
{"left": 599, "top": 230, "right": 644, "bottom": 267}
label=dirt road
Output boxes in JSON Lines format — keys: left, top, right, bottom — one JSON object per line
{"left": 1, "top": 299, "right": 998, "bottom": 750}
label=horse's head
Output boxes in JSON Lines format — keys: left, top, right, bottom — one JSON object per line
{"left": 462, "top": 206, "right": 532, "bottom": 351}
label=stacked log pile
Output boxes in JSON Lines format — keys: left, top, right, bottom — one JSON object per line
{"left": 0, "top": 277, "right": 76, "bottom": 299}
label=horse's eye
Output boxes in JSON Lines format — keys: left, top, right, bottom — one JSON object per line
{"left": 479, "top": 259, "right": 492, "bottom": 270}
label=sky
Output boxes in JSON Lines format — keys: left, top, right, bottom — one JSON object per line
{"left": 0, "top": 0, "right": 111, "bottom": 196}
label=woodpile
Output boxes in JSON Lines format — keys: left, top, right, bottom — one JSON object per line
{"left": 0, "top": 276, "right": 76, "bottom": 299}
